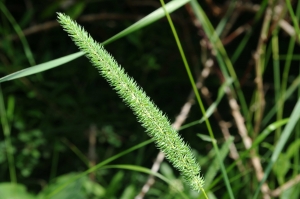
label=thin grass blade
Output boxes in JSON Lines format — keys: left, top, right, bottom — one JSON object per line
{"left": 0, "top": 0, "right": 190, "bottom": 82}
{"left": 0, "top": 52, "right": 84, "bottom": 83}
{"left": 254, "top": 98, "right": 300, "bottom": 199}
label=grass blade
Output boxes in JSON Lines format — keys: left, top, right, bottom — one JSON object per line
{"left": 0, "top": 1, "right": 35, "bottom": 66}
{"left": 254, "top": 98, "right": 300, "bottom": 199}
{"left": 0, "top": 0, "right": 190, "bottom": 83}
{"left": 46, "top": 139, "right": 153, "bottom": 198}
{"left": 0, "top": 52, "right": 84, "bottom": 83}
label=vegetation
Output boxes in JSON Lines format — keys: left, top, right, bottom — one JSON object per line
{"left": 0, "top": 0, "right": 300, "bottom": 198}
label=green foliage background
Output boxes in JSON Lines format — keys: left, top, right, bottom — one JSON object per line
{"left": 0, "top": 0, "right": 300, "bottom": 198}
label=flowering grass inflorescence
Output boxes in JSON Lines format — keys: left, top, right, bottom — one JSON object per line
{"left": 57, "top": 13, "right": 204, "bottom": 191}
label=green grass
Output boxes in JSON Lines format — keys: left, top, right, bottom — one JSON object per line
{"left": 0, "top": 0, "right": 300, "bottom": 198}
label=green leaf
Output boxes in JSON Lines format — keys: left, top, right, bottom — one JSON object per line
{"left": 105, "top": 171, "right": 124, "bottom": 198}
{"left": 286, "top": 139, "right": 300, "bottom": 158}
{"left": 46, "top": 140, "right": 153, "bottom": 198}
{"left": 197, "top": 134, "right": 216, "bottom": 143}
{"left": 38, "top": 173, "right": 103, "bottom": 199}
{"left": 0, "top": 183, "right": 35, "bottom": 199}
{"left": 272, "top": 153, "right": 290, "bottom": 185}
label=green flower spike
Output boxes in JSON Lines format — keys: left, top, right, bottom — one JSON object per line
{"left": 57, "top": 13, "right": 204, "bottom": 192}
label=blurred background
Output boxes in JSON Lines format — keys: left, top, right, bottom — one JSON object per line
{"left": 0, "top": 0, "right": 299, "bottom": 198}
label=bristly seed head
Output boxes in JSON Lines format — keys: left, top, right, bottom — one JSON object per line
{"left": 57, "top": 12, "right": 204, "bottom": 191}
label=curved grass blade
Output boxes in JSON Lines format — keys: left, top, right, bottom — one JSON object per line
{"left": 104, "top": 0, "right": 191, "bottom": 44}
{"left": 198, "top": 78, "right": 233, "bottom": 123}
{"left": 180, "top": 78, "right": 233, "bottom": 130}
{"left": 189, "top": 0, "right": 248, "bottom": 128}
{"left": 262, "top": 76, "right": 300, "bottom": 126}
{"left": 254, "top": 98, "right": 300, "bottom": 199}
{"left": 0, "top": 0, "right": 190, "bottom": 83}
{"left": 0, "top": 52, "right": 84, "bottom": 83}
{"left": 208, "top": 118, "right": 289, "bottom": 190}
{"left": 101, "top": 165, "right": 190, "bottom": 199}
{"left": 285, "top": 0, "right": 300, "bottom": 42}
{"left": 230, "top": 0, "right": 268, "bottom": 63}
{"left": 46, "top": 139, "right": 153, "bottom": 198}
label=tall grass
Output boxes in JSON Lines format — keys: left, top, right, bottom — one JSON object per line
{"left": 0, "top": 0, "right": 300, "bottom": 198}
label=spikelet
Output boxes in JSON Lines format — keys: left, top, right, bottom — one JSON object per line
{"left": 57, "top": 13, "right": 204, "bottom": 191}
